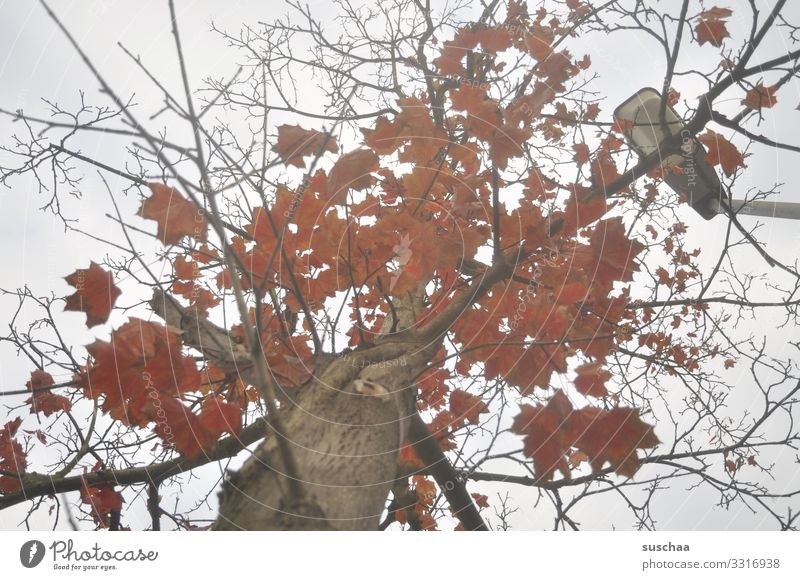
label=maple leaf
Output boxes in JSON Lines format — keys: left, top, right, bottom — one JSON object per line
{"left": 272, "top": 124, "right": 338, "bottom": 168}
{"left": 81, "top": 318, "right": 202, "bottom": 427}
{"left": 362, "top": 115, "right": 404, "bottom": 155}
{"left": 742, "top": 83, "right": 778, "bottom": 110}
{"left": 413, "top": 475, "right": 437, "bottom": 507}
{"left": 695, "top": 7, "right": 732, "bottom": 47}
{"left": 150, "top": 396, "right": 213, "bottom": 458}
{"left": 511, "top": 390, "right": 575, "bottom": 481}
{"left": 173, "top": 255, "right": 198, "bottom": 280}
{"left": 64, "top": 262, "right": 121, "bottom": 328}
{"left": 80, "top": 478, "right": 124, "bottom": 528}
{"left": 139, "top": 183, "right": 208, "bottom": 245}
{"left": 488, "top": 123, "right": 533, "bottom": 169}
{"left": 591, "top": 150, "right": 621, "bottom": 190}
{"left": 574, "top": 361, "right": 611, "bottom": 397}
{"left": 449, "top": 389, "right": 488, "bottom": 425}
{"left": 561, "top": 184, "right": 609, "bottom": 236}
{"left": 325, "top": 149, "right": 379, "bottom": 204}
{"left": 589, "top": 218, "right": 644, "bottom": 293}
{"left": 451, "top": 84, "right": 499, "bottom": 122}
{"left": 474, "top": 26, "right": 512, "bottom": 53}
{"left": 25, "top": 369, "right": 72, "bottom": 417}
{"left": 0, "top": 417, "right": 26, "bottom": 494}
{"left": 398, "top": 440, "right": 425, "bottom": 469}
{"left": 471, "top": 493, "right": 489, "bottom": 509}
{"left": 573, "top": 143, "right": 590, "bottom": 165}
{"left": 198, "top": 395, "right": 242, "bottom": 438}
{"left": 698, "top": 130, "right": 745, "bottom": 176}
{"left": 524, "top": 23, "right": 554, "bottom": 61}
{"left": 569, "top": 406, "right": 659, "bottom": 477}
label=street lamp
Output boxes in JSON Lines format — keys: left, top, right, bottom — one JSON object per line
{"left": 614, "top": 87, "right": 721, "bottom": 220}
{"left": 615, "top": 88, "right": 800, "bottom": 221}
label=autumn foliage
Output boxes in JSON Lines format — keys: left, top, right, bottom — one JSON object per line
{"left": 1, "top": 0, "right": 792, "bottom": 531}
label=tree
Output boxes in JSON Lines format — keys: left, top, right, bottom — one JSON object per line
{"left": 1, "top": 0, "right": 799, "bottom": 531}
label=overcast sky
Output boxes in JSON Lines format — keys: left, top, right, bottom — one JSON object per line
{"left": 1, "top": 0, "right": 799, "bottom": 531}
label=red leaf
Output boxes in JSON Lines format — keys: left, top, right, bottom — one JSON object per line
{"left": 325, "top": 149, "right": 379, "bottom": 204}
{"left": 398, "top": 440, "right": 425, "bottom": 469}
{"left": 25, "top": 369, "right": 72, "bottom": 417}
{"left": 742, "top": 83, "right": 778, "bottom": 110}
{"left": 569, "top": 406, "right": 659, "bottom": 477}
{"left": 589, "top": 218, "right": 644, "bottom": 293}
{"left": 151, "top": 396, "right": 213, "bottom": 459}
{"left": 699, "top": 130, "right": 745, "bottom": 176}
{"left": 471, "top": 493, "right": 489, "bottom": 509}
{"left": 198, "top": 395, "right": 242, "bottom": 439}
{"left": 139, "top": 183, "right": 208, "bottom": 245}
{"left": 511, "top": 390, "right": 575, "bottom": 481}
{"left": 173, "top": 255, "right": 198, "bottom": 280}
{"left": 449, "top": 389, "right": 488, "bottom": 425}
{"left": 80, "top": 479, "right": 124, "bottom": 528}
{"left": 695, "top": 7, "right": 732, "bottom": 47}
{"left": 574, "top": 361, "right": 611, "bottom": 397}
{"left": 27, "top": 392, "right": 72, "bottom": 418}
{"left": 573, "top": 143, "right": 590, "bottom": 165}
{"left": 64, "top": 262, "right": 121, "bottom": 327}
{"left": 272, "top": 124, "right": 338, "bottom": 168}
{"left": 81, "top": 318, "right": 202, "bottom": 427}
{"left": 0, "top": 418, "right": 27, "bottom": 494}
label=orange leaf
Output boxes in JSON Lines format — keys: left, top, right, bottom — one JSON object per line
{"left": 139, "top": 183, "right": 208, "bottom": 245}
{"left": 511, "top": 390, "right": 575, "bottom": 481}
{"left": 0, "top": 418, "right": 26, "bottom": 494}
{"left": 574, "top": 361, "right": 610, "bottom": 398}
{"left": 173, "top": 255, "right": 198, "bottom": 280}
{"left": 64, "top": 262, "right": 121, "bottom": 327}
{"left": 569, "top": 406, "right": 659, "bottom": 477}
{"left": 742, "top": 83, "right": 778, "bottom": 110}
{"left": 698, "top": 130, "right": 745, "bottom": 176}
{"left": 79, "top": 479, "right": 124, "bottom": 528}
{"left": 589, "top": 218, "right": 644, "bottom": 293}
{"left": 25, "top": 370, "right": 72, "bottom": 417}
{"left": 695, "top": 7, "right": 732, "bottom": 47}
{"left": 81, "top": 318, "right": 202, "bottom": 427}
{"left": 326, "top": 149, "right": 379, "bottom": 204}
{"left": 272, "top": 124, "right": 338, "bottom": 168}
{"left": 474, "top": 26, "right": 512, "bottom": 53}
{"left": 471, "top": 493, "right": 489, "bottom": 509}
{"left": 573, "top": 143, "right": 590, "bottom": 165}
{"left": 198, "top": 395, "right": 242, "bottom": 438}
{"left": 449, "top": 389, "right": 488, "bottom": 425}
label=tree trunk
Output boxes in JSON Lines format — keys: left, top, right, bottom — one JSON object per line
{"left": 212, "top": 345, "right": 431, "bottom": 530}
{"left": 196, "top": 288, "right": 430, "bottom": 530}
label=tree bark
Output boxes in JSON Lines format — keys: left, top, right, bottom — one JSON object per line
{"left": 212, "top": 346, "right": 432, "bottom": 530}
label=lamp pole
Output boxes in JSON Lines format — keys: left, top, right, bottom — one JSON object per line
{"left": 708, "top": 199, "right": 800, "bottom": 220}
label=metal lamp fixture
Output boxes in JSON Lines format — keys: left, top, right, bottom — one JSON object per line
{"left": 614, "top": 88, "right": 722, "bottom": 220}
